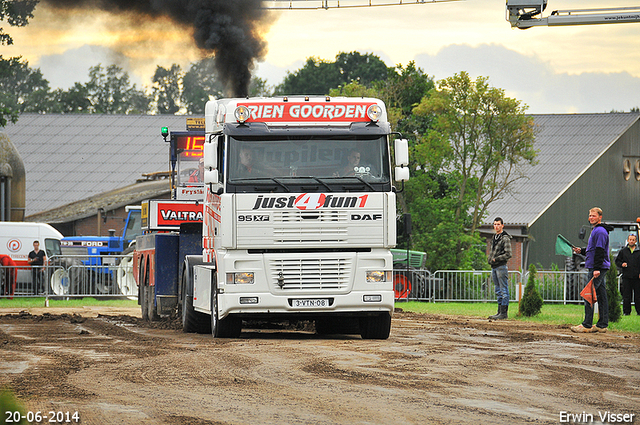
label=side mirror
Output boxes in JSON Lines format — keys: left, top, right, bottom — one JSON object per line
{"left": 394, "top": 138, "right": 409, "bottom": 166}
{"left": 395, "top": 167, "right": 410, "bottom": 182}
{"left": 204, "top": 169, "right": 219, "bottom": 184}
{"left": 203, "top": 136, "right": 217, "bottom": 170}
{"left": 578, "top": 227, "right": 587, "bottom": 241}
{"left": 203, "top": 136, "right": 218, "bottom": 184}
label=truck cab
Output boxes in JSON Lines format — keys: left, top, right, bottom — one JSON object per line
{"left": 182, "top": 96, "right": 410, "bottom": 339}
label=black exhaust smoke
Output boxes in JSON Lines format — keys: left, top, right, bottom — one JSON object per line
{"left": 40, "top": 0, "right": 269, "bottom": 97}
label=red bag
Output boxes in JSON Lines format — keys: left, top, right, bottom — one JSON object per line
{"left": 580, "top": 278, "right": 597, "bottom": 306}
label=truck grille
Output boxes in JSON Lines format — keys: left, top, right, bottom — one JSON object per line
{"left": 272, "top": 210, "right": 349, "bottom": 244}
{"left": 272, "top": 210, "right": 349, "bottom": 223}
{"left": 269, "top": 257, "right": 352, "bottom": 291}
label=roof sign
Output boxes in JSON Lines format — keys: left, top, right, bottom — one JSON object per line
{"left": 236, "top": 102, "right": 377, "bottom": 123}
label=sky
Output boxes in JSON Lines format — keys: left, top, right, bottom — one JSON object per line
{"left": 4, "top": 0, "right": 640, "bottom": 114}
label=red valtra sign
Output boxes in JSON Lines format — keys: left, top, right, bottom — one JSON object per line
{"left": 157, "top": 202, "right": 203, "bottom": 226}
{"left": 239, "top": 102, "right": 375, "bottom": 123}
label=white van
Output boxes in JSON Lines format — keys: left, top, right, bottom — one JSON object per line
{"left": 0, "top": 222, "right": 63, "bottom": 293}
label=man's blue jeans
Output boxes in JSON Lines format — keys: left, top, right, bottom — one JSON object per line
{"left": 583, "top": 269, "right": 609, "bottom": 329}
{"left": 491, "top": 265, "right": 509, "bottom": 306}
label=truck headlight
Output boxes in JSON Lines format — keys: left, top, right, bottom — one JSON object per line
{"left": 366, "top": 270, "right": 391, "bottom": 283}
{"left": 234, "top": 106, "right": 251, "bottom": 123}
{"left": 367, "top": 104, "right": 382, "bottom": 122}
{"left": 227, "top": 272, "right": 254, "bottom": 284}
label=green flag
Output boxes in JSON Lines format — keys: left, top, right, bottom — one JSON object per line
{"left": 555, "top": 234, "right": 574, "bottom": 256}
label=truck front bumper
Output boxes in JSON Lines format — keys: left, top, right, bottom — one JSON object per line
{"left": 217, "top": 289, "right": 394, "bottom": 319}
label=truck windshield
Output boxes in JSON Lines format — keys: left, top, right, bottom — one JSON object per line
{"left": 227, "top": 135, "right": 390, "bottom": 192}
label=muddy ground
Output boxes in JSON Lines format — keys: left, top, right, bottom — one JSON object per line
{"left": 1, "top": 307, "right": 639, "bottom": 425}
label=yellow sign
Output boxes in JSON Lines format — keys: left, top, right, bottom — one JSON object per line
{"left": 186, "top": 118, "right": 205, "bottom": 131}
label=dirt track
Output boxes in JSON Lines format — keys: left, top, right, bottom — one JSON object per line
{"left": 1, "top": 307, "right": 639, "bottom": 425}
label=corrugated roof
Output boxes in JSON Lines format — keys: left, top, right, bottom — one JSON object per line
{"left": 25, "top": 179, "right": 171, "bottom": 223}
{"left": 4, "top": 114, "right": 195, "bottom": 217}
{"left": 484, "top": 113, "right": 640, "bottom": 226}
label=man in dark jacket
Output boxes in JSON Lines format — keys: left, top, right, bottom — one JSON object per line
{"left": 487, "top": 217, "right": 512, "bottom": 320}
{"left": 571, "top": 207, "right": 611, "bottom": 333}
{"left": 615, "top": 234, "right": 640, "bottom": 315}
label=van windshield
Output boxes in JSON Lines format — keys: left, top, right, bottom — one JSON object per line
{"left": 45, "top": 238, "right": 61, "bottom": 257}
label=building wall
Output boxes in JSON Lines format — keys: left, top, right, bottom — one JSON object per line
{"left": 528, "top": 120, "right": 640, "bottom": 268}
{"left": 50, "top": 193, "right": 170, "bottom": 237}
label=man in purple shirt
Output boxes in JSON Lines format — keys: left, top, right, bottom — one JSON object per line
{"left": 571, "top": 207, "right": 611, "bottom": 333}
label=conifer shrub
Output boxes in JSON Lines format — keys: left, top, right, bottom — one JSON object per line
{"left": 519, "top": 264, "right": 543, "bottom": 317}
{"left": 606, "top": 262, "right": 622, "bottom": 323}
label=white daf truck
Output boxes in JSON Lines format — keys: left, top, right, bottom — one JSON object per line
{"left": 181, "top": 96, "right": 409, "bottom": 339}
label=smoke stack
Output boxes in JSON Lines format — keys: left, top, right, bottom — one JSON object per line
{"left": 40, "top": 0, "right": 270, "bottom": 97}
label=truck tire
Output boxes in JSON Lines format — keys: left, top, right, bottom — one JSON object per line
{"left": 148, "top": 284, "right": 160, "bottom": 321}
{"left": 359, "top": 313, "right": 391, "bottom": 339}
{"left": 211, "top": 281, "right": 241, "bottom": 338}
{"left": 139, "top": 283, "right": 149, "bottom": 321}
{"left": 181, "top": 269, "right": 210, "bottom": 334}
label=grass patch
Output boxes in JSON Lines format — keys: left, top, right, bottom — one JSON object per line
{"left": 0, "top": 297, "right": 138, "bottom": 309}
{"left": 396, "top": 301, "right": 640, "bottom": 333}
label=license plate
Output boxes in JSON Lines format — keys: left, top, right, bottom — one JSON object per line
{"left": 292, "top": 298, "right": 329, "bottom": 308}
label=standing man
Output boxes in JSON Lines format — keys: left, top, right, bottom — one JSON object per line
{"left": 571, "top": 207, "right": 611, "bottom": 333}
{"left": 488, "top": 217, "right": 512, "bottom": 320}
{"left": 615, "top": 234, "right": 640, "bottom": 316}
{"left": 28, "top": 240, "right": 46, "bottom": 295}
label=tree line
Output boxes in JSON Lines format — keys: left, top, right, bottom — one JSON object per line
{"left": 1, "top": 2, "right": 538, "bottom": 271}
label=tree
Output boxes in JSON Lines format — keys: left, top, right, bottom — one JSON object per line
{"left": 85, "top": 64, "right": 150, "bottom": 114}
{"left": 413, "top": 72, "right": 537, "bottom": 237}
{"left": 0, "top": 0, "right": 37, "bottom": 46}
{"left": 0, "top": 55, "right": 51, "bottom": 116}
{"left": 153, "top": 64, "right": 182, "bottom": 114}
{"left": 1, "top": 0, "right": 39, "bottom": 126}
{"left": 519, "top": 264, "right": 543, "bottom": 316}
{"left": 275, "top": 52, "right": 390, "bottom": 96}
{"left": 48, "top": 83, "right": 92, "bottom": 113}
{"left": 334, "top": 51, "right": 388, "bottom": 87}
{"left": 182, "top": 57, "right": 224, "bottom": 114}
{"left": 275, "top": 57, "right": 341, "bottom": 95}
{"left": 248, "top": 76, "right": 272, "bottom": 98}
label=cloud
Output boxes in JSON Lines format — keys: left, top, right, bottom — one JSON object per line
{"left": 414, "top": 44, "right": 640, "bottom": 113}
{"left": 36, "top": 45, "right": 137, "bottom": 89}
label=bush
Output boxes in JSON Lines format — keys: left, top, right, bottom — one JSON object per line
{"left": 606, "top": 263, "right": 622, "bottom": 323}
{"left": 519, "top": 264, "right": 544, "bottom": 317}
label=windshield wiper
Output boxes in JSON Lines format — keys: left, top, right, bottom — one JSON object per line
{"left": 230, "top": 177, "right": 291, "bottom": 192}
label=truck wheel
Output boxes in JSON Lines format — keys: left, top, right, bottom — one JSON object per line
{"left": 140, "top": 283, "right": 149, "bottom": 321}
{"left": 359, "top": 313, "right": 391, "bottom": 340}
{"left": 148, "top": 284, "right": 160, "bottom": 321}
{"left": 211, "top": 283, "right": 241, "bottom": 338}
{"left": 181, "top": 271, "right": 210, "bottom": 334}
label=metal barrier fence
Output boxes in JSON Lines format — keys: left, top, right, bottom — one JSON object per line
{"left": 0, "top": 255, "right": 136, "bottom": 298}
{"left": 0, "top": 260, "right": 617, "bottom": 304}
{"left": 393, "top": 269, "right": 600, "bottom": 304}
